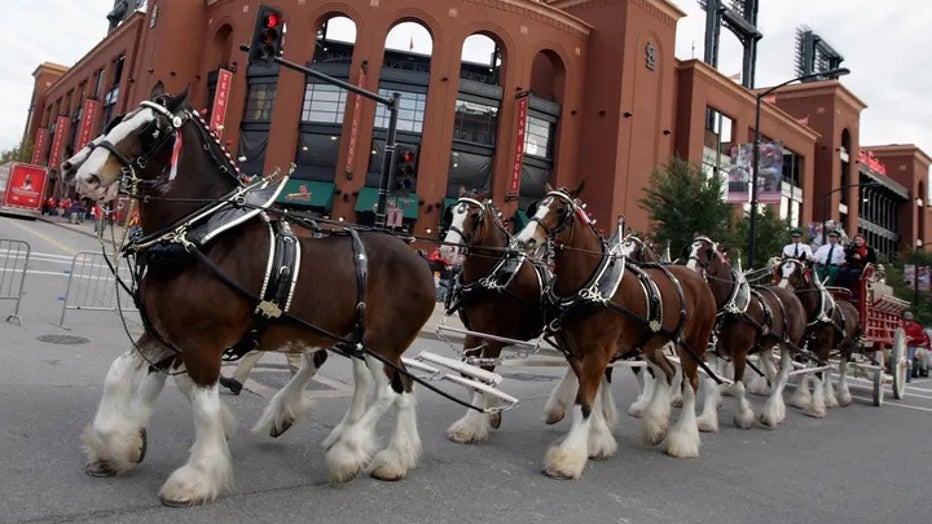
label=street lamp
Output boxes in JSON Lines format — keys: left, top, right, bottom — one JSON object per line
{"left": 747, "top": 67, "right": 851, "bottom": 269}
{"left": 820, "top": 181, "right": 881, "bottom": 245}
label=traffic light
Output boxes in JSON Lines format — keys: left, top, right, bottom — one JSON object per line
{"left": 248, "top": 5, "right": 285, "bottom": 65}
{"left": 390, "top": 145, "right": 417, "bottom": 195}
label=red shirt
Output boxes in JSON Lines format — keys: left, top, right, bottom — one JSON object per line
{"left": 903, "top": 320, "right": 929, "bottom": 348}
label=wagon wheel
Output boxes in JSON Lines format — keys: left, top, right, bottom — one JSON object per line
{"left": 891, "top": 327, "right": 908, "bottom": 400}
{"left": 869, "top": 342, "right": 884, "bottom": 406}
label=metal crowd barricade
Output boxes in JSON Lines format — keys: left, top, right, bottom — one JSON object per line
{"left": 56, "top": 251, "right": 138, "bottom": 330}
{"left": 0, "top": 238, "right": 30, "bottom": 325}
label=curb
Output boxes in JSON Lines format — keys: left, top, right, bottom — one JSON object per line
{"left": 36, "top": 216, "right": 101, "bottom": 241}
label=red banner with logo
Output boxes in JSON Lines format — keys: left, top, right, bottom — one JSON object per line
{"left": 209, "top": 68, "right": 234, "bottom": 138}
{"left": 32, "top": 128, "right": 49, "bottom": 165}
{"left": 509, "top": 93, "right": 530, "bottom": 195}
{"left": 3, "top": 163, "right": 48, "bottom": 210}
{"left": 48, "top": 116, "right": 70, "bottom": 170}
{"left": 78, "top": 99, "right": 101, "bottom": 149}
{"left": 344, "top": 65, "right": 368, "bottom": 175}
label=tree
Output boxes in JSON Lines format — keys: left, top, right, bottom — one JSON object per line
{"left": 721, "top": 206, "right": 793, "bottom": 268}
{"left": 0, "top": 138, "right": 35, "bottom": 164}
{"left": 639, "top": 156, "right": 731, "bottom": 256}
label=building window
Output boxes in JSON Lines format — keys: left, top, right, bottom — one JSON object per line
{"left": 102, "top": 87, "right": 119, "bottom": 125}
{"left": 373, "top": 89, "right": 427, "bottom": 133}
{"left": 301, "top": 84, "right": 347, "bottom": 124}
{"left": 524, "top": 115, "right": 555, "bottom": 160}
{"left": 94, "top": 69, "right": 105, "bottom": 98}
{"left": 452, "top": 99, "right": 498, "bottom": 146}
{"left": 783, "top": 148, "right": 802, "bottom": 187}
{"left": 243, "top": 83, "right": 277, "bottom": 122}
{"left": 112, "top": 56, "right": 125, "bottom": 88}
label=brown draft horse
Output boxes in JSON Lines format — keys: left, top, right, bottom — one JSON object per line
{"left": 686, "top": 237, "right": 807, "bottom": 429}
{"left": 514, "top": 183, "right": 718, "bottom": 479}
{"left": 439, "top": 189, "right": 566, "bottom": 442}
{"left": 67, "top": 88, "right": 436, "bottom": 505}
{"left": 777, "top": 259, "right": 860, "bottom": 417}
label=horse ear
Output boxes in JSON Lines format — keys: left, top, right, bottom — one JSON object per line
{"left": 166, "top": 86, "right": 190, "bottom": 113}
{"left": 149, "top": 81, "right": 166, "bottom": 101}
{"left": 570, "top": 180, "right": 586, "bottom": 198}
{"left": 475, "top": 189, "right": 491, "bottom": 201}
{"left": 544, "top": 182, "right": 554, "bottom": 193}
{"left": 458, "top": 185, "right": 467, "bottom": 197}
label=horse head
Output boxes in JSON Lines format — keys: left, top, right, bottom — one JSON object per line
{"left": 73, "top": 85, "right": 192, "bottom": 202}
{"left": 777, "top": 258, "right": 812, "bottom": 290}
{"left": 513, "top": 180, "right": 587, "bottom": 257}
{"left": 441, "top": 187, "right": 497, "bottom": 265}
{"left": 621, "top": 234, "right": 661, "bottom": 264}
{"left": 685, "top": 236, "right": 725, "bottom": 277}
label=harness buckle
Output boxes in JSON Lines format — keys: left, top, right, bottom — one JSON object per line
{"left": 255, "top": 300, "right": 283, "bottom": 319}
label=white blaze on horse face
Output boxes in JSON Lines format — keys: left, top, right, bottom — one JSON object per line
{"left": 685, "top": 241, "right": 702, "bottom": 272}
{"left": 76, "top": 108, "right": 156, "bottom": 200}
{"left": 620, "top": 239, "right": 637, "bottom": 258}
{"left": 441, "top": 203, "right": 469, "bottom": 261}
{"left": 778, "top": 262, "right": 795, "bottom": 288}
{"left": 515, "top": 197, "right": 552, "bottom": 247}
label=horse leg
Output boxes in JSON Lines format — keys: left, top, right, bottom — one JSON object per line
{"left": 543, "top": 352, "right": 611, "bottom": 479}
{"left": 720, "top": 359, "right": 736, "bottom": 398}
{"left": 321, "top": 357, "right": 372, "bottom": 449}
{"left": 369, "top": 358, "right": 421, "bottom": 481}
{"left": 696, "top": 354, "right": 721, "bottom": 433}
{"left": 448, "top": 339, "right": 503, "bottom": 443}
{"left": 822, "top": 366, "right": 839, "bottom": 408}
{"left": 641, "top": 351, "right": 676, "bottom": 446}
{"left": 158, "top": 376, "right": 234, "bottom": 506}
{"left": 600, "top": 367, "right": 618, "bottom": 430}
{"left": 760, "top": 345, "right": 793, "bottom": 427}
{"left": 748, "top": 348, "right": 775, "bottom": 396}
{"left": 805, "top": 371, "right": 827, "bottom": 418}
{"left": 731, "top": 348, "right": 756, "bottom": 429}
{"left": 83, "top": 349, "right": 152, "bottom": 476}
{"left": 544, "top": 366, "right": 578, "bottom": 425}
{"left": 837, "top": 352, "right": 853, "bottom": 407}
{"left": 665, "top": 348, "right": 701, "bottom": 458}
{"left": 253, "top": 349, "right": 327, "bottom": 438}
{"left": 791, "top": 370, "right": 812, "bottom": 411}
{"left": 327, "top": 355, "right": 401, "bottom": 483}
{"left": 629, "top": 364, "right": 655, "bottom": 418}
{"left": 670, "top": 355, "right": 684, "bottom": 408}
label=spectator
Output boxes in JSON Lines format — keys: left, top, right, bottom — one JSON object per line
{"left": 427, "top": 247, "right": 452, "bottom": 302}
{"left": 837, "top": 233, "right": 877, "bottom": 291}
{"left": 902, "top": 311, "right": 929, "bottom": 382}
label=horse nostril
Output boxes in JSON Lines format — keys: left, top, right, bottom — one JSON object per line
{"left": 86, "top": 174, "right": 101, "bottom": 187}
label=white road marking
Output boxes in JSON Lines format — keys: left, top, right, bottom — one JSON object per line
{"left": 851, "top": 396, "right": 932, "bottom": 413}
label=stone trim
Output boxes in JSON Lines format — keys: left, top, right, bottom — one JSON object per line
{"left": 464, "top": 0, "right": 591, "bottom": 39}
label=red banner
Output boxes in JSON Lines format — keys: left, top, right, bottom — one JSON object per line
{"left": 3, "top": 163, "right": 48, "bottom": 211}
{"left": 48, "top": 116, "right": 70, "bottom": 170}
{"left": 77, "top": 99, "right": 101, "bottom": 149}
{"left": 344, "top": 65, "right": 368, "bottom": 175}
{"left": 209, "top": 68, "right": 234, "bottom": 138}
{"left": 32, "top": 128, "right": 49, "bottom": 165}
{"left": 509, "top": 93, "right": 530, "bottom": 195}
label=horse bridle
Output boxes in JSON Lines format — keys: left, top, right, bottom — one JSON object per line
{"left": 447, "top": 197, "right": 487, "bottom": 251}
{"left": 529, "top": 189, "right": 578, "bottom": 239}
{"left": 688, "top": 236, "right": 719, "bottom": 273}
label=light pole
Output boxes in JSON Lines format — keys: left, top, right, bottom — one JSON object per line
{"left": 820, "top": 181, "right": 881, "bottom": 245}
{"left": 747, "top": 67, "right": 850, "bottom": 269}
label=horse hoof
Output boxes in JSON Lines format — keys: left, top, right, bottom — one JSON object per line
{"left": 134, "top": 428, "right": 148, "bottom": 464}
{"left": 85, "top": 461, "right": 117, "bottom": 477}
{"left": 159, "top": 495, "right": 204, "bottom": 508}
{"left": 543, "top": 468, "right": 575, "bottom": 480}
{"left": 804, "top": 408, "right": 826, "bottom": 419}
{"left": 270, "top": 419, "right": 293, "bottom": 439}
{"left": 545, "top": 410, "right": 565, "bottom": 425}
{"left": 489, "top": 412, "right": 502, "bottom": 429}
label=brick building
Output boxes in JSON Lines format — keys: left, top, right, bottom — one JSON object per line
{"left": 20, "top": 0, "right": 932, "bottom": 259}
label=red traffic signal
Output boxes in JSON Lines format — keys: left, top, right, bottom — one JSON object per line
{"left": 248, "top": 5, "right": 285, "bottom": 65}
{"left": 265, "top": 13, "right": 280, "bottom": 28}
{"left": 401, "top": 150, "right": 415, "bottom": 163}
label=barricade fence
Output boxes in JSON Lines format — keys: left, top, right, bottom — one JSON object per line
{"left": 56, "top": 251, "right": 138, "bottom": 330}
{"left": 0, "top": 238, "right": 30, "bottom": 325}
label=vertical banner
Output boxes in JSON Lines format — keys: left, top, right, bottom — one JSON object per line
{"left": 209, "top": 68, "right": 234, "bottom": 138}
{"left": 904, "top": 265, "right": 931, "bottom": 292}
{"left": 758, "top": 140, "right": 784, "bottom": 204}
{"left": 344, "top": 64, "right": 368, "bottom": 176}
{"left": 509, "top": 92, "right": 530, "bottom": 196}
{"left": 726, "top": 143, "right": 752, "bottom": 204}
{"left": 77, "top": 99, "right": 101, "bottom": 149}
{"left": 48, "top": 116, "right": 70, "bottom": 170}
{"left": 31, "top": 128, "right": 49, "bottom": 165}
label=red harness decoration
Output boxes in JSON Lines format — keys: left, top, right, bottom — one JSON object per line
{"left": 168, "top": 130, "right": 183, "bottom": 181}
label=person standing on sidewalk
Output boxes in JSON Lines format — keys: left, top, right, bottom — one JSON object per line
{"left": 901, "top": 311, "right": 929, "bottom": 382}
{"left": 219, "top": 350, "right": 304, "bottom": 395}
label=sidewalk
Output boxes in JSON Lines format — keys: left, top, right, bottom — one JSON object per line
{"left": 39, "top": 216, "right": 465, "bottom": 341}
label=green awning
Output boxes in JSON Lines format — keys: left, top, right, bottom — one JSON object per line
{"left": 514, "top": 209, "right": 530, "bottom": 230}
{"left": 277, "top": 180, "right": 335, "bottom": 210}
{"left": 355, "top": 187, "right": 419, "bottom": 219}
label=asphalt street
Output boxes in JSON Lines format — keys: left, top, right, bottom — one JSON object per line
{"left": 2, "top": 214, "right": 931, "bottom": 524}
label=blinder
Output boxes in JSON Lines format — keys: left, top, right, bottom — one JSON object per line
{"left": 447, "top": 197, "right": 486, "bottom": 250}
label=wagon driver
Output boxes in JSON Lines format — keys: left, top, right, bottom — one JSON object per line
{"left": 812, "top": 229, "right": 846, "bottom": 285}
{"left": 781, "top": 228, "right": 813, "bottom": 261}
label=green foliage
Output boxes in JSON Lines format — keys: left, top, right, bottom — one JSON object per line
{"left": 720, "top": 206, "right": 793, "bottom": 268}
{"left": 885, "top": 248, "right": 932, "bottom": 326}
{"left": 0, "top": 138, "right": 35, "bottom": 164}
{"left": 638, "top": 156, "right": 731, "bottom": 256}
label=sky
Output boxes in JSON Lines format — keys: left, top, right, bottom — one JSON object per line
{"left": 1, "top": 0, "right": 929, "bottom": 182}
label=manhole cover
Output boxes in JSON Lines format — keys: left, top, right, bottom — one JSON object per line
{"left": 37, "top": 334, "right": 90, "bottom": 345}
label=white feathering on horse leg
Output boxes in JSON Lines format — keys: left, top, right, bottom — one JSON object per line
{"left": 253, "top": 350, "right": 322, "bottom": 438}
{"left": 447, "top": 391, "right": 493, "bottom": 444}
{"left": 822, "top": 368, "right": 839, "bottom": 408}
{"left": 696, "top": 376, "right": 721, "bottom": 433}
{"left": 628, "top": 369, "right": 655, "bottom": 418}
{"left": 670, "top": 364, "right": 684, "bottom": 408}
{"left": 805, "top": 374, "right": 827, "bottom": 419}
{"left": 664, "top": 382, "right": 701, "bottom": 458}
{"left": 321, "top": 357, "right": 371, "bottom": 449}
{"left": 83, "top": 350, "right": 148, "bottom": 476}
{"left": 600, "top": 374, "right": 618, "bottom": 429}
{"left": 791, "top": 373, "right": 812, "bottom": 410}
{"left": 326, "top": 381, "right": 395, "bottom": 484}
{"left": 369, "top": 391, "right": 421, "bottom": 481}
{"left": 837, "top": 361, "right": 853, "bottom": 407}
{"left": 732, "top": 381, "right": 756, "bottom": 429}
{"left": 641, "top": 363, "right": 673, "bottom": 446}
{"left": 588, "top": 386, "right": 618, "bottom": 460}
{"left": 158, "top": 385, "right": 233, "bottom": 506}
{"left": 543, "top": 405, "right": 592, "bottom": 479}
{"left": 544, "top": 367, "right": 578, "bottom": 425}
